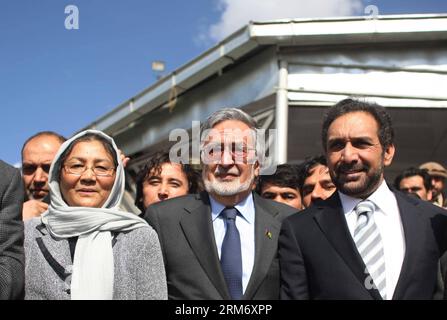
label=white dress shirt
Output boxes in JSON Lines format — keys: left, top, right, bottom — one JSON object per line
{"left": 210, "top": 193, "right": 255, "bottom": 294}
{"left": 339, "top": 180, "right": 405, "bottom": 300}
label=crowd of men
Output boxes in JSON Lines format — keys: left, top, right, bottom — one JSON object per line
{"left": 1, "top": 98, "right": 447, "bottom": 299}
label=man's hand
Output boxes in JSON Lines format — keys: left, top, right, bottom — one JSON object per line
{"left": 22, "top": 200, "right": 49, "bottom": 221}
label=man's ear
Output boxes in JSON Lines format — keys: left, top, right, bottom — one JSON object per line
{"left": 254, "top": 160, "right": 260, "bottom": 177}
{"left": 383, "top": 144, "right": 395, "bottom": 167}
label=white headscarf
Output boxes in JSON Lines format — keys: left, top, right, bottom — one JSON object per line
{"left": 41, "top": 129, "right": 149, "bottom": 300}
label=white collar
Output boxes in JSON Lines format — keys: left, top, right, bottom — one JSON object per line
{"left": 210, "top": 192, "right": 255, "bottom": 224}
{"left": 339, "top": 180, "right": 395, "bottom": 215}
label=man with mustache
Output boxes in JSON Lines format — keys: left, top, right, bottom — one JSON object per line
{"left": 300, "top": 155, "right": 336, "bottom": 208}
{"left": 419, "top": 162, "right": 447, "bottom": 208}
{"left": 279, "top": 98, "right": 447, "bottom": 300}
{"left": 21, "top": 131, "right": 66, "bottom": 220}
{"left": 144, "top": 108, "right": 297, "bottom": 299}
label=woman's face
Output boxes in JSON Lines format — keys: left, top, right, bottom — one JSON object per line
{"left": 60, "top": 140, "right": 116, "bottom": 208}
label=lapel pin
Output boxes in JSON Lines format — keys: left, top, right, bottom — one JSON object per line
{"left": 265, "top": 229, "right": 272, "bottom": 239}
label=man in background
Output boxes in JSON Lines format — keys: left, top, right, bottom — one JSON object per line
{"left": 300, "top": 155, "right": 336, "bottom": 208}
{"left": 394, "top": 167, "right": 432, "bottom": 201}
{"left": 134, "top": 151, "right": 202, "bottom": 213}
{"left": 21, "top": 131, "right": 66, "bottom": 220}
{"left": 419, "top": 162, "right": 447, "bottom": 208}
{"left": 257, "top": 163, "right": 303, "bottom": 210}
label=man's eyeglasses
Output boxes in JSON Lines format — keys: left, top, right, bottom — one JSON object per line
{"left": 64, "top": 163, "right": 115, "bottom": 177}
{"left": 202, "top": 142, "right": 256, "bottom": 160}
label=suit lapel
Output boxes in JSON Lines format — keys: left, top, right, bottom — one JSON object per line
{"left": 313, "top": 193, "right": 383, "bottom": 300}
{"left": 36, "top": 224, "right": 72, "bottom": 269}
{"left": 179, "top": 193, "right": 230, "bottom": 299}
{"left": 243, "top": 194, "right": 281, "bottom": 299}
{"left": 392, "top": 192, "right": 426, "bottom": 299}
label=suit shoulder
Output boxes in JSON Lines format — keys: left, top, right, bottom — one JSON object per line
{"left": 144, "top": 194, "right": 203, "bottom": 219}
{"left": 24, "top": 218, "right": 45, "bottom": 246}
{"left": 147, "top": 193, "right": 201, "bottom": 210}
{"left": 24, "top": 217, "right": 42, "bottom": 231}
{"left": 395, "top": 190, "right": 447, "bottom": 217}
{"left": 283, "top": 204, "right": 319, "bottom": 226}
{"left": 0, "top": 160, "right": 19, "bottom": 179}
{"left": 268, "top": 199, "right": 298, "bottom": 215}
{"left": 418, "top": 199, "right": 447, "bottom": 216}
{"left": 254, "top": 195, "right": 299, "bottom": 220}
{"left": 0, "top": 159, "right": 15, "bottom": 171}
{"left": 118, "top": 224, "right": 159, "bottom": 244}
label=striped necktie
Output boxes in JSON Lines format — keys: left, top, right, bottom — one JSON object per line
{"left": 353, "top": 200, "right": 387, "bottom": 299}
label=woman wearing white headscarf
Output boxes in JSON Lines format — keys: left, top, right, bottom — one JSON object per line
{"left": 24, "top": 130, "right": 167, "bottom": 299}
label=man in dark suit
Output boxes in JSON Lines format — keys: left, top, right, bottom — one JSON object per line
{"left": 279, "top": 99, "right": 447, "bottom": 300}
{"left": 0, "top": 160, "right": 25, "bottom": 299}
{"left": 144, "top": 108, "right": 297, "bottom": 300}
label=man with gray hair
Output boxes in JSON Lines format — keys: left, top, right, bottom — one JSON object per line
{"left": 144, "top": 107, "right": 297, "bottom": 299}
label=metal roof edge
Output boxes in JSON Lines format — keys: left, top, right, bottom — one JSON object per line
{"left": 82, "top": 23, "right": 256, "bottom": 135}
{"left": 83, "top": 14, "right": 447, "bottom": 135}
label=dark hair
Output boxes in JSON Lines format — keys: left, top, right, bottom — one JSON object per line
{"left": 134, "top": 151, "right": 202, "bottom": 212}
{"left": 256, "top": 164, "right": 302, "bottom": 194}
{"left": 394, "top": 167, "right": 432, "bottom": 192}
{"left": 299, "top": 155, "right": 327, "bottom": 188}
{"left": 21, "top": 131, "right": 67, "bottom": 160}
{"left": 57, "top": 133, "right": 118, "bottom": 181}
{"left": 321, "top": 98, "right": 394, "bottom": 151}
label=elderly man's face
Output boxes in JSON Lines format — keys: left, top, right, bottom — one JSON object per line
{"left": 325, "top": 111, "right": 395, "bottom": 199}
{"left": 202, "top": 120, "right": 259, "bottom": 199}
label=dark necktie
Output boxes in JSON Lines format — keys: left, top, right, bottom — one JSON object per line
{"left": 220, "top": 207, "right": 243, "bottom": 300}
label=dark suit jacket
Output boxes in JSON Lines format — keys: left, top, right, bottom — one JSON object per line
{"left": 279, "top": 190, "right": 447, "bottom": 300}
{"left": 144, "top": 192, "right": 297, "bottom": 300}
{"left": 0, "top": 160, "right": 25, "bottom": 299}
